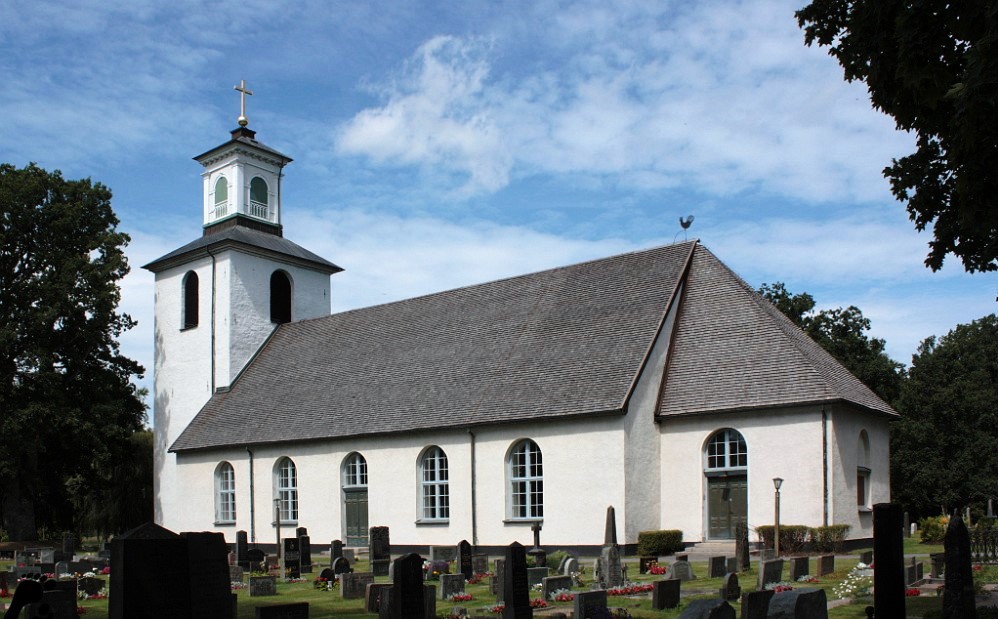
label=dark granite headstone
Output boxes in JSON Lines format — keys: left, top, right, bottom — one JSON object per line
{"left": 526, "top": 567, "right": 548, "bottom": 588}
{"left": 757, "top": 559, "right": 783, "bottom": 590}
{"left": 873, "top": 503, "right": 905, "bottom": 619}
{"left": 665, "top": 560, "right": 695, "bottom": 581}
{"left": 179, "top": 531, "right": 234, "bottom": 616}
{"left": 389, "top": 553, "right": 425, "bottom": 619}
{"left": 789, "top": 556, "right": 809, "bottom": 581}
{"left": 79, "top": 576, "right": 105, "bottom": 596}
{"left": 572, "top": 590, "right": 607, "bottom": 619}
{"left": 367, "top": 582, "right": 392, "bottom": 613}
{"left": 720, "top": 572, "right": 740, "bottom": 600}
{"left": 254, "top": 602, "right": 309, "bottom": 619}
{"left": 603, "top": 506, "right": 618, "bottom": 546}
{"left": 600, "top": 544, "right": 622, "bottom": 588}
{"left": 26, "top": 589, "right": 76, "bottom": 619}
{"left": 319, "top": 568, "right": 335, "bottom": 582}
{"left": 905, "top": 562, "right": 918, "bottom": 585}
{"left": 423, "top": 585, "right": 436, "bottom": 619}
{"left": 817, "top": 554, "right": 835, "bottom": 577}
{"left": 249, "top": 575, "right": 278, "bottom": 597}
{"left": 765, "top": 587, "right": 827, "bottom": 619}
{"left": 371, "top": 527, "right": 391, "bottom": 577}
{"left": 341, "top": 571, "right": 375, "bottom": 599}
{"left": 735, "top": 521, "right": 750, "bottom": 571}
{"left": 332, "top": 556, "right": 352, "bottom": 576}
{"left": 247, "top": 548, "right": 266, "bottom": 571}
{"left": 331, "top": 539, "right": 344, "bottom": 562}
{"left": 676, "top": 598, "right": 735, "bottom": 618}
{"left": 859, "top": 550, "right": 873, "bottom": 565}
{"left": 651, "top": 578, "right": 681, "bottom": 609}
{"left": 236, "top": 531, "right": 249, "bottom": 565}
{"left": 61, "top": 533, "right": 75, "bottom": 559}
{"left": 492, "top": 559, "right": 505, "bottom": 599}
{"left": 230, "top": 565, "right": 245, "bottom": 583}
{"left": 639, "top": 556, "right": 657, "bottom": 574}
{"left": 298, "top": 535, "right": 312, "bottom": 574}
{"left": 439, "top": 573, "right": 465, "bottom": 599}
{"left": 283, "top": 537, "right": 301, "bottom": 579}
{"left": 930, "top": 552, "right": 945, "bottom": 578}
{"left": 708, "top": 556, "right": 726, "bottom": 578}
{"left": 501, "top": 542, "right": 531, "bottom": 619}
{"left": 471, "top": 553, "right": 488, "bottom": 576}
{"left": 740, "top": 590, "right": 774, "bottom": 619}
{"left": 943, "top": 512, "right": 975, "bottom": 618}
{"left": 541, "top": 575, "right": 572, "bottom": 600}
{"left": 458, "top": 540, "right": 473, "bottom": 580}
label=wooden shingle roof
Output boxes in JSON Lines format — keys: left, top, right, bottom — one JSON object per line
{"left": 169, "top": 241, "right": 896, "bottom": 453}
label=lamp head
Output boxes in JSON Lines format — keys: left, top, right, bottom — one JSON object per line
{"left": 773, "top": 477, "right": 784, "bottom": 490}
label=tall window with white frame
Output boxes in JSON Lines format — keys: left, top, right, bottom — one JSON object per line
{"left": 857, "top": 430, "right": 871, "bottom": 509}
{"left": 276, "top": 457, "right": 298, "bottom": 523}
{"left": 420, "top": 446, "right": 449, "bottom": 521}
{"left": 215, "top": 461, "right": 236, "bottom": 524}
{"left": 509, "top": 439, "right": 543, "bottom": 520}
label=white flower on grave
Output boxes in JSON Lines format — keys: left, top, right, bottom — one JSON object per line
{"left": 83, "top": 571, "right": 96, "bottom": 578}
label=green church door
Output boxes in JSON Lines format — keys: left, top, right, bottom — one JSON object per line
{"left": 707, "top": 475, "right": 747, "bottom": 540}
{"left": 344, "top": 489, "right": 368, "bottom": 547}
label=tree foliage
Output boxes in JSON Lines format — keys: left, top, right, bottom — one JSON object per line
{"left": 796, "top": 1, "right": 998, "bottom": 273}
{"left": 891, "top": 315, "right": 998, "bottom": 518}
{"left": 0, "top": 163, "right": 146, "bottom": 540}
{"left": 759, "top": 282, "right": 904, "bottom": 404}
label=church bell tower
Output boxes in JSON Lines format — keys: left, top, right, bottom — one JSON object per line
{"left": 143, "top": 81, "right": 341, "bottom": 529}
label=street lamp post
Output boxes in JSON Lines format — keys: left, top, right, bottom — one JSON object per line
{"left": 773, "top": 478, "right": 783, "bottom": 558}
{"left": 274, "top": 499, "right": 282, "bottom": 565}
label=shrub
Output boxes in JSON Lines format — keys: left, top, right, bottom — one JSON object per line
{"left": 636, "top": 530, "right": 684, "bottom": 556}
{"left": 810, "top": 525, "right": 851, "bottom": 553}
{"left": 545, "top": 550, "right": 567, "bottom": 571}
{"left": 919, "top": 516, "right": 948, "bottom": 543}
{"left": 755, "top": 525, "right": 810, "bottom": 554}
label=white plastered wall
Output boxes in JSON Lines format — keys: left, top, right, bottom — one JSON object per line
{"left": 827, "top": 404, "right": 892, "bottom": 540}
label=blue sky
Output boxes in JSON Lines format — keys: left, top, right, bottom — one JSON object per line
{"left": 3, "top": 0, "right": 995, "bottom": 406}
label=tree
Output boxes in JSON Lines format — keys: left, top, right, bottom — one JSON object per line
{"left": 0, "top": 163, "right": 146, "bottom": 540}
{"left": 796, "top": 1, "right": 998, "bottom": 273}
{"left": 759, "top": 282, "right": 905, "bottom": 404}
{"left": 891, "top": 315, "right": 998, "bottom": 518}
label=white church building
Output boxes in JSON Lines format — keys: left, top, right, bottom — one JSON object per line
{"left": 145, "top": 120, "right": 896, "bottom": 554}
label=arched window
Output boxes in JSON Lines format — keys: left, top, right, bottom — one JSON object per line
{"left": 270, "top": 270, "right": 292, "bottom": 324}
{"left": 182, "top": 271, "right": 199, "bottom": 329}
{"left": 213, "top": 177, "right": 228, "bottom": 217}
{"left": 704, "top": 428, "right": 748, "bottom": 471}
{"left": 343, "top": 452, "right": 368, "bottom": 488}
{"left": 215, "top": 462, "right": 236, "bottom": 523}
{"left": 275, "top": 457, "right": 298, "bottom": 522}
{"left": 857, "top": 430, "right": 871, "bottom": 508}
{"left": 508, "top": 439, "right": 543, "bottom": 519}
{"left": 420, "top": 447, "right": 449, "bottom": 521}
{"left": 249, "top": 177, "right": 269, "bottom": 219}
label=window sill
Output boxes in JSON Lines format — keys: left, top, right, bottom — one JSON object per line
{"left": 415, "top": 519, "right": 450, "bottom": 526}
{"left": 214, "top": 521, "right": 237, "bottom": 527}
{"left": 503, "top": 518, "right": 543, "bottom": 525}
{"left": 272, "top": 521, "right": 298, "bottom": 527}
{"left": 858, "top": 506, "right": 873, "bottom": 514}
{"left": 180, "top": 325, "right": 199, "bottom": 332}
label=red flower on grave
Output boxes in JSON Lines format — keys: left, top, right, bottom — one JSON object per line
{"left": 905, "top": 588, "right": 921, "bottom": 597}
{"left": 530, "top": 598, "right": 548, "bottom": 608}
{"left": 76, "top": 607, "right": 87, "bottom": 615}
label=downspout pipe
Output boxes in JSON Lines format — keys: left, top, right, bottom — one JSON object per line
{"left": 822, "top": 408, "right": 829, "bottom": 527}
{"left": 247, "top": 447, "right": 256, "bottom": 543}
{"left": 469, "top": 429, "right": 478, "bottom": 548}
{"left": 207, "top": 246, "right": 217, "bottom": 393}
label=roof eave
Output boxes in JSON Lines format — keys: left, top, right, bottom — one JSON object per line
{"left": 656, "top": 397, "right": 899, "bottom": 421}
{"left": 142, "top": 237, "right": 342, "bottom": 275}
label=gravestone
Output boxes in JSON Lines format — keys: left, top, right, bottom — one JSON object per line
{"left": 789, "top": 557, "right": 809, "bottom": 581}
{"left": 247, "top": 548, "right": 266, "bottom": 571}
{"left": 859, "top": 550, "right": 873, "bottom": 565}
{"left": 665, "top": 560, "right": 695, "bottom": 581}
{"left": 676, "top": 598, "right": 735, "bottom": 618}
{"left": 725, "top": 557, "right": 737, "bottom": 574}
{"left": 319, "top": 568, "right": 335, "bottom": 582}
{"left": 79, "top": 576, "right": 105, "bottom": 596}
{"left": 430, "top": 546, "right": 457, "bottom": 563}
{"left": 572, "top": 590, "right": 607, "bottom": 619}
{"left": 491, "top": 559, "right": 505, "bottom": 599}
{"left": 561, "top": 557, "right": 579, "bottom": 576}
{"left": 388, "top": 553, "right": 424, "bottom": 619}
{"left": 423, "top": 585, "right": 436, "bottom": 619}
{"left": 675, "top": 553, "right": 689, "bottom": 562}
{"left": 283, "top": 537, "right": 301, "bottom": 579}
{"left": 109, "top": 522, "right": 233, "bottom": 619}
{"left": 765, "top": 587, "right": 827, "bottom": 619}
{"left": 708, "top": 556, "right": 726, "bottom": 578}
{"left": 651, "top": 578, "right": 681, "bottom": 610}
{"left": 458, "top": 540, "right": 473, "bottom": 580}
{"left": 331, "top": 540, "right": 344, "bottom": 562}
{"left": 720, "top": 572, "right": 740, "bottom": 601}
{"left": 61, "top": 532, "right": 75, "bottom": 560}
{"left": 541, "top": 575, "right": 572, "bottom": 600}
{"left": 603, "top": 505, "right": 618, "bottom": 545}
{"left": 526, "top": 567, "right": 548, "bottom": 588}
{"left": 472, "top": 553, "right": 488, "bottom": 576}
{"left": 332, "top": 557, "right": 352, "bottom": 576}
{"left": 371, "top": 527, "right": 391, "bottom": 577}
{"left": 735, "top": 521, "right": 750, "bottom": 571}
{"left": 816, "top": 554, "right": 835, "bottom": 577}
{"left": 930, "top": 553, "right": 945, "bottom": 578}
{"left": 298, "top": 535, "right": 312, "bottom": 574}
{"left": 639, "top": 557, "right": 657, "bottom": 574}
{"left": 905, "top": 562, "right": 918, "bottom": 585}
{"left": 26, "top": 589, "right": 76, "bottom": 619}
{"left": 501, "top": 542, "right": 531, "bottom": 619}
{"left": 99, "top": 541, "right": 111, "bottom": 560}
{"left": 873, "top": 503, "right": 905, "bottom": 619}
{"left": 903, "top": 512, "right": 910, "bottom": 538}
{"left": 599, "top": 544, "right": 623, "bottom": 588}
{"left": 366, "top": 582, "right": 392, "bottom": 613}
{"left": 54, "top": 561, "right": 69, "bottom": 576}
{"left": 943, "top": 512, "right": 975, "bottom": 618}
{"left": 341, "top": 571, "right": 375, "bottom": 599}
{"left": 255, "top": 602, "right": 308, "bottom": 619}
{"left": 439, "top": 573, "right": 465, "bottom": 599}
{"left": 757, "top": 559, "right": 783, "bottom": 590}
{"left": 249, "top": 576, "right": 278, "bottom": 597}
{"left": 236, "top": 531, "right": 249, "bottom": 567}
{"left": 230, "top": 565, "right": 245, "bottom": 583}
{"left": 740, "top": 589, "right": 774, "bottom": 619}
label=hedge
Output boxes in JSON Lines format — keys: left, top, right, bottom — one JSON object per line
{"left": 636, "top": 530, "right": 684, "bottom": 556}
{"left": 755, "top": 524, "right": 851, "bottom": 554}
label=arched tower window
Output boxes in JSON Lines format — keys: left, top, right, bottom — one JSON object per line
{"left": 249, "top": 177, "right": 269, "bottom": 219}
{"left": 419, "top": 446, "right": 449, "bottom": 521}
{"left": 215, "top": 462, "right": 236, "bottom": 523}
{"left": 508, "top": 439, "right": 543, "bottom": 519}
{"left": 270, "top": 270, "right": 292, "bottom": 324}
{"left": 857, "top": 430, "right": 871, "bottom": 508}
{"left": 213, "top": 177, "right": 229, "bottom": 218}
{"left": 275, "top": 457, "right": 298, "bottom": 522}
{"left": 182, "top": 271, "right": 199, "bottom": 329}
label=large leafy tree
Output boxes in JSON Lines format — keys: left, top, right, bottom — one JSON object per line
{"left": 0, "top": 163, "right": 146, "bottom": 540}
{"left": 796, "top": 1, "right": 998, "bottom": 273}
{"left": 759, "top": 282, "right": 905, "bottom": 405}
{"left": 891, "top": 315, "right": 998, "bottom": 518}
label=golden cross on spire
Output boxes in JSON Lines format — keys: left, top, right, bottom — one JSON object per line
{"left": 234, "top": 79, "right": 253, "bottom": 127}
